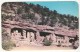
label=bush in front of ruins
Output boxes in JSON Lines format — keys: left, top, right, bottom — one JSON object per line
{"left": 2, "top": 40, "right": 16, "bottom": 50}
{"left": 2, "top": 28, "right": 16, "bottom": 50}
{"left": 43, "top": 37, "right": 52, "bottom": 46}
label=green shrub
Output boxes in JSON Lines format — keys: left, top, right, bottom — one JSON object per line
{"left": 2, "top": 28, "right": 16, "bottom": 50}
{"left": 2, "top": 40, "right": 16, "bottom": 50}
{"left": 43, "top": 37, "right": 52, "bottom": 46}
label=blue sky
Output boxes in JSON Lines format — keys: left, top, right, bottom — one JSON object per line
{"left": 27, "top": 1, "right": 78, "bottom": 17}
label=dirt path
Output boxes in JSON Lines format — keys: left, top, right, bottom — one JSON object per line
{"left": 11, "top": 45, "right": 73, "bottom": 51}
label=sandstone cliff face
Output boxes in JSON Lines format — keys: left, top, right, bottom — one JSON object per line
{"left": 2, "top": 2, "right": 79, "bottom": 37}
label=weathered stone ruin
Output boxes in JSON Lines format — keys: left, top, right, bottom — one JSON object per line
{"left": 2, "top": 20, "right": 79, "bottom": 47}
